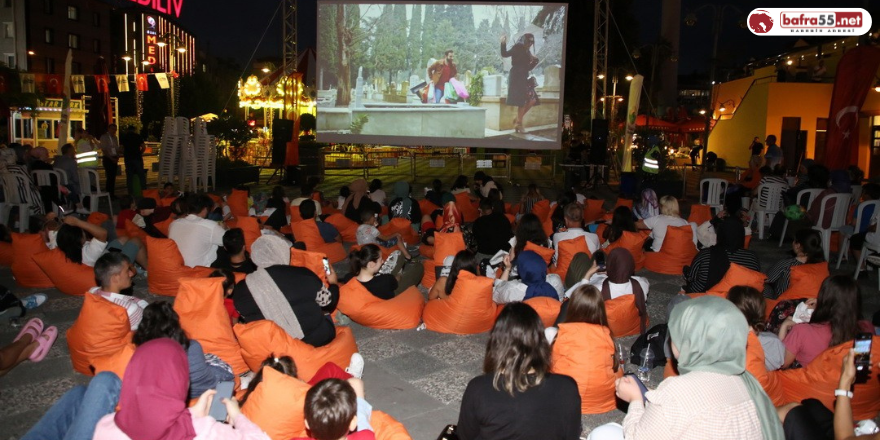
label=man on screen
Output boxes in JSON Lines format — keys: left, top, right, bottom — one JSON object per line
{"left": 428, "top": 50, "right": 457, "bottom": 103}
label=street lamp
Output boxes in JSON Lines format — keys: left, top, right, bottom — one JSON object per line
{"left": 156, "top": 33, "right": 187, "bottom": 117}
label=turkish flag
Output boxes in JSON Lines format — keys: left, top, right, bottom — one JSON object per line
{"left": 136, "top": 74, "right": 148, "bottom": 91}
{"left": 45, "top": 74, "right": 63, "bottom": 95}
{"left": 823, "top": 46, "right": 880, "bottom": 170}
{"left": 95, "top": 74, "right": 110, "bottom": 93}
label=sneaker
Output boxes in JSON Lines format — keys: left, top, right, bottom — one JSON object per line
{"left": 22, "top": 294, "right": 47, "bottom": 310}
{"left": 345, "top": 352, "right": 365, "bottom": 379}
{"left": 544, "top": 326, "right": 558, "bottom": 344}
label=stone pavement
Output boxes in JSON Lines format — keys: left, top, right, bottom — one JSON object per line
{"left": 1, "top": 188, "right": 878, "bottom": 439}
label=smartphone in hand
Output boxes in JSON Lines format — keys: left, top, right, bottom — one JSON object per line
{"left": 208, "top": 381, "right": 235, "bottom": 421}
{"left": 624, "top": 373, "right": 649, "bottom": 401}
{"left": 595, "top": 251, "right": 607, "bottom": 272}
{"left": 322, "top": 257, "right": 332, "bottom": 275}
{"left": 854, "top": 332, "right": 873, "bottom": 383}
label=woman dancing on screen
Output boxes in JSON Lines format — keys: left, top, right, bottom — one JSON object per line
{"left": 501, "top": 33, "right": 540, "bottom": 134}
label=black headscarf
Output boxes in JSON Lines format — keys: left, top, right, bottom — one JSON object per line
{"left": 705, "top": 217, "right": 746, "bottom": 291}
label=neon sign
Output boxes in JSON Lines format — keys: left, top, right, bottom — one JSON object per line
{"left": 144, "top": 15, "right": 158, "bottom": 65}
{"left": 131, "top": 0, "right": 183, "bottom": 19}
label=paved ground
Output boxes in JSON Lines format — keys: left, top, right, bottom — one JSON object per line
{"left": 1, "top": 176, "right": 878, "bottom": 440}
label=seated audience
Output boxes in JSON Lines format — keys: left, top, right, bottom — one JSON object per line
{"left": 132, "top": 198, "right": 167, "bottom": 238}
{"left": 565, "top": 248, "right": 648, "bottom": 300}
{"left": 550, "top": 191, "right": 577, "bottom": 234}
{"left": 473, "top": 171, "right": 501, "bottom": 200}
{"left": 549, "top": 283, "right": 611, "bottom": 340}
{"left": 420, "top": 193, "right": 463, "bottom": 246}
{"left": 519, "top": 184, "right": 545, "bottom": 217}
{"left": 472, "top": 199, "right": 513, "bottom": 260}
{"left": 342, "top": 179, "right": 379, "bottom": 223}
{"left": 212, "top": 228, "right": 257, "bottom": 274}
{"left": 260, "top": 185, "right": 290, "bottom": 231}
{"left": 356, "top": 209, "right": 412, "bottom": 261}
{"left": 90, "top": 253, "right": 147, "bottom": 330}
{"left": 552, "top": 203, "right": 601, "bottom": 261}
{"left": 637, "top": 195, "right": 693, "bottom": 252}
{"left": 593, "top": 295, "right": 783, "bottom": 440}
{"left": 602, "top": 206, "right": 638, "bottom": 248}
{"left": 30, "top": 147, "right": 60, "bottom": 214}
{"left": 160, "top": 181, "right": 181, "bottom": 200}
{"left": 0, "top": 316, "right": 57, "bottom": 378}
{"left": 20, "top": 371, "right": 120, "bottom": 440}
{"left": 683, "top": 216, "right": 760, "bottom": 293}
{"left": 450, "top": 175, "right": 470, "bottom": 195}
{"left": 429, "top": 251, "right": 477, "bottom": 301}
{"left": 347, "top": 244, "right": 421, "bottom": 299}
{"left": 299, "top": 378, "right": 376, "bottom": 440}
{"left": 727, "top": 286, "right": 786, "bottom": 371}
{"left": 633, "top": 189, "right": 659, "bottom": 220}
{"left": 300, "top": 200, "right": 340, "bottom": 243}
{"left": 765, "top": 229, "right": 824, "bottom": 299}
{"left": 210, "top": 269, "right": 239, "bottom": 324}
{"left": 92, "top": 338, "right": 271, "bottom": 439}
{"left": 846, "top": 182, "right": 880, "bottom": 273}
{"left": 563, "top": 252, "right": 594, "bottom": 291}
{"left": 388, "top": 182, "right": 421, "bottom": 223}
{"left": 233, "top": 235, "right": 340, "bottom": 347}
{"left": 509, "top": 213, "right": 553, "bottom": 260}
{"left": 53, "top": 143, "right": 85, "bottom": 212}
{"left": 494, "top": 250, "right": 564, "bottom": 304}
{"left": 56, "top": 215, "right": 147, "bottom": 268}
{"left": 457, "top": 302, "right": 581, "bottom": 439}
{"left": 369, "top": 178, "right": 386, "bottom": 206}
{"left": 116, "top": 195, "right": 137, "bottom": 229}
{"left": 169, "top": 194, "right": 227, "bottom": 268}
{"left": 425, "top": 178, "right": 446, "bottom": 207}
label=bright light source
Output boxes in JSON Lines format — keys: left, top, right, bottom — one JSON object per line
{"left": 599, "top": 97, "right": 605, "bottom": 102}
{"left": 874, "top": 86, "right": 880, "bottom": 93}
{"left": 719, "top": 106, "right": 726, "bottom": 112}
{"left": 142, "top": 59, "right": 151, "bottom": 65}
{"left": 597, "top": 74, "right": 605, "bottom": 79}
{"left": 699, "top": 109, "right": 706, "bottom": 115}
{"left": 122, "top": 53, "right": 132, "bottom": 61}
{"left": 625, "top": 75, "right": 634, "bottom": 81}
{"left": 156, "top": 38, "right": 167, "bottom": 48}
{"left": 617, "top": 97, "right": 624, "bottom": 102}
{"left": 262, "top": 67, "right": 270, "bottom": 73}
{"left": 786, "top": 60, "right": 793, "bottom": 65}
{"left": 176, "top": 47, "right": 186, "bottom": 53}
{"left": 27, "top": 50, "right": 35, "bottom": 55}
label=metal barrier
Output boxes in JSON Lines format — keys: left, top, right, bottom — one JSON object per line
{"left": 508, "top": 153, "right": 559, "bottom": 186}
{"left": 321, "top": 151, "right": 370, "bottom": 179}
{"left": 364, "top": 150, "right": 415, "bottom": 181}
{"left": 412, "top": 153, "right": 464, "bottom": 182}
{"left": 462, "top": 153, "right": 510, "bottom": 183}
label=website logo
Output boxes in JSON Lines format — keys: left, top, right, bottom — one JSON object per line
{"left": 748, "top": 8, "right": 871, "bottom": 35}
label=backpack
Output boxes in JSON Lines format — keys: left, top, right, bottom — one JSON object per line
{"left": 629, "top": 323, "right": 668, "bottom": 366}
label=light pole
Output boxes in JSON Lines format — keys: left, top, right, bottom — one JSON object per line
{"left": 156, "top": 34, "right": 187, "bottom": 117}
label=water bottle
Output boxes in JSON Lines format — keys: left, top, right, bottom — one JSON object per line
{"left": 637, "top": 345, "right": 654, "bottom": 382}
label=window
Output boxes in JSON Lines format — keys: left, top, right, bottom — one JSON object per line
{"left": 68, "top": 33, "right": 78, "bottom": 49}
{"left": 93, "top": 39, "right": 100, "bottom": 53}
{"left": 71, "top": 61, "right": 81, "bottom": 74}
{"left": 44, "top": 28, "right": 53, "bottom": 44}
{"left": 45, "top": 57, "right": 55, "bottom": 73}
{"left": 67, "top": 6, "right": 78, "bottom": 20}
{"left": 43, "top": 0, "right": 52, "bottom": 14}
{"left": 3, "top": 22, "right": 11, "bottom": 38}
{"left": 92, "top": 12, "right": 100, "bottom": 27}
{"left": 5, "top": 54, "right": 13, "bottom": 68}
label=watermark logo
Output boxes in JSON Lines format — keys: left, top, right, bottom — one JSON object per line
{"left": 748, "top": 8, "right": 871, "bottom": 35}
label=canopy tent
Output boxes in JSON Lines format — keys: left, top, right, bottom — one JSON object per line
{"left": 677, "top": 116, "right": 708, "bottom": 133}
{"left": 635, "top": 115, "right": 678, "bottom": 131}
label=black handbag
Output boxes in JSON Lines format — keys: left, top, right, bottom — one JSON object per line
{"left": 436, "top": 424, "right": 459, "bottom": 440}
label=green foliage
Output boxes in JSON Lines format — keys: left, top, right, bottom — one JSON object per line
{"left": 216, "top": 156, "right": 253, "bottom": 170}
{"left": 118, "top": 116, "right": 143, "bottom": 134}
{"left": 407, "top": 4, "right": 423, "bottom": 72}
{"left": 467, "top": 71, "right": 485, "bottom": 107}
{"left": 207, "top": 114, "right": 256, "bottom": 160}
{"left": 350, "top": 114, "right": 369, "bottom": 134}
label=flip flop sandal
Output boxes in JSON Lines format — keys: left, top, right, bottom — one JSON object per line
{"left": 13, "top": 317, "right": 43, "bottom": 344}
{"left": 28, "top": 326, "right": 58, "bottom": 362}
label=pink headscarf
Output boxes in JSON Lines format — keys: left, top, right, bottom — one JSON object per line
{"left": 115, "top": 338, "right": 196, "bottom": 440}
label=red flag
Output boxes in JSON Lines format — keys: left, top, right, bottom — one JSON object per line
{"left": 95, "top": 74, "right": 110, "bottom": 93}
{"left": 136, "top": 74, "right": 149, "bottom": 91}
{"left": 0, "top": 72, "right": 6, "bottom": 94}
{"left": 45, "top": 74, "right": 63, "bottom": 95}
{"left": 823, "top": 46, "right": 880, "bottom": 170}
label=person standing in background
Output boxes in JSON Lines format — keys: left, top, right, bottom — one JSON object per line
{"left": 74, "top": 128, "right": 99, "bottom": 169}
{"left": 689, "top": 138, "right": 704, "bottom": 170}
{"left": 120, "top": 125, "right": 146, "bottom": 198}
{"left": 764, "top": 135, "right": 783, "bottom": 170}
{"left": 748, "top": 136, "right": 764, "bottom": 170}
{"left": 99, "top": 124, "right": 119, "bottom": 198}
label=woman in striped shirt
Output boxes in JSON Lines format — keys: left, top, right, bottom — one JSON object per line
{"left": 764, "top": 229, "right": 824, "bottom": 299}
{"left": 683, "top": 216, "right": 760, "bottom": 293}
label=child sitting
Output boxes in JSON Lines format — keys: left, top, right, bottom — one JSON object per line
{"left": 211, "top": 228, "right": 258, "bottom": 274}
{"left": 356, "top": 210, "right": 412, "bottom": 261}
{"left": 115, "top": 195, "right": 136, "bottom": 230}
{"left": 299, "top": 379, "right": 375, "bottom": 440}
{"left": 210, "top": 269, "right": 238, "bottom": 324}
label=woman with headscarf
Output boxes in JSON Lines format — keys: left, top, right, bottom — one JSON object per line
{"left": 0, "top": 145, "right": 44, "bottom": 216}
{"left": 388, "top": 181, "right": 421, "bottom": 223}
{"left": 342, "top": 178, "right": 379, "bottom": 223}
{"left": 683, "top": 216, "right": 760, "bottom": 293}
{"left": 93, "top": 338, "right": 271, "bottom": 440}
{"left": 232, "top": 235, "right": 340, "bottom": 347}
{"left": 633, "top": 189, "right": 659, "bottom": 220}
{"left": 500, "top": 33, "right": 540, "bottom": 134}
{"left": 494, "top": 250, "right": 564, "bottom": 304}
{"left": 589, "top": 296, "right": 784, "bottom": 440}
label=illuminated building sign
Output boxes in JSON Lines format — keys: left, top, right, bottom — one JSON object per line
{"left": 131, "top": 0, "right": 183, "bottom": 19}
{"left": 144, "top": 15, "right": 158, "bottom": 65}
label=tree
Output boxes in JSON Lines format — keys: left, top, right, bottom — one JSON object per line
{"left": 372, "top": 4, "right": 407, "bottom": 84}
{"left": 407, "top": 4, "right": 423, "bottom": 72}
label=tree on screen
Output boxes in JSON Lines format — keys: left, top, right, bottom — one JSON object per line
{"left": 407, "top": 4, "right": 423, "bottom": 73}
{"left": 373, "top": 4, "right": 408, "bottom": 84}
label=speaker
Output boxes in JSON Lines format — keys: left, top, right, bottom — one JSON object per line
{"left": 589, "top": 119, "right": 609, "bottom": 165}
{"left": 272, "top": 119, "right": 295, "bottom": 165}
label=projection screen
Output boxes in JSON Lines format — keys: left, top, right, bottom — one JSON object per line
{"left": 316, "top": 1, "right": 568, "bottom": 150}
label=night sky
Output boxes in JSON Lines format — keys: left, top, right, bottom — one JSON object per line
{"left": 178, "top": 0, "right": 875, "bottom": 74}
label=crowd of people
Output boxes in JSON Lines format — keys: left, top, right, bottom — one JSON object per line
{"left": 0, "top": 163, "right": 878, "bottom": 440}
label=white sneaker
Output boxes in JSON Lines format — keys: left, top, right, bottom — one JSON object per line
{"left": 544, "top": 326, "right": 558, "bottom": 344}
{"left": 345, "top": 352, "right": 365, "bottom": 379}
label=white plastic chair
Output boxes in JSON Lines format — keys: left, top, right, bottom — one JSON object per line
{"left": 853, "top": 238, "right": 880, "bottom": 290}
{"left": 31, "top": 170, "right": 62, "bottom": 214}
{"left": 811, "top": 193, "right": 853, "bottom": 262}
{"left": 0, "top": 172, "right": 31, "bottom": 232}
{"left": 78, "top": 168, "right": 113, "bottom": 216}
{"left": 700, "top": 178, "right": 728, "bottom": 213}
{"left": 851, "top": 185, "right": 863, "bottom": 208}
{"left": 778, "top": 188, "right": 824, "bottom": 247}
{"left": 836, "top": 199, "right": 880, "bottom": 269}
{"left": 752, "top": 183, "right": 786, "bottom": 240}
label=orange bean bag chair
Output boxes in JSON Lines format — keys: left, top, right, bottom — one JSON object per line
{"left": 584, "top": 199, "right": 605, "bottom": 223}
{"left": 764, "top": 262, "right": 828, "bottom": 318}
{"left": 553, "top": 237, "right": 591, "bottom": 278}
{"left": 234, "top": 320, "right": 359, "bottom": 380}
{"left": 288, "top": 204, "right": 304, "bottom": 224}
{"left": 141, "top": 188, "right": 160, "bottom": 204}
{"left": 531, "top": 199, "right": 551, "bottom": 219}
{"left": 605, "top": 231, "right": 649, "bottom": 271}
{"left": 455, "top": 192, "right": 479, "bottom": 223}
{"left": 90, "top": 343, "right": 137, "bottom": 379}
{"left": 289, "top": 248, "right": 329, "bottom": 284}
{"left": 11, "top": 233, "right": 53, "bottom": 288}
{"left": 0, "top": 241, "right": 12, "bottom": 266}
{"left": 524, "top": 241, "right": 555, "bottom": 266}
{"left": 235, "top": 216, "right": 263, "bottom": 253}
{"left": 32, "top": 249, "right": 95, "bottom": 296}
{"left": 706, "top": 263, "right": 767, "bottom": 295}
{"left": 123, "top": 219, "right": 148, "bottom": 242}
{"left": 291, "top": 219, "right": 347, "bottom": 263}
{"left": 337, "top": 280, "right": 425, "bottom": 330}
{"left": 142, "top": 189, "right": 176, "bottom": 208}
{"left": 87, "top": 212, "right": 109, "bottom": 226}
{"left": 174, "top": 277, "right": 249, "bottom": 375}
{"left": 67, "top": 292, "right": 133, "bottom": 375}
{"left": 418, "top": 198, "right": 441, "bottom": 216}
{"left": 154, "top": 217, "right": 174, "bottom": 237}
{"left": 688, "top": 204, "right": 713, "bottom": 225}
{"left": 379, "top": 218, "right": 419, "bottom": 246}
{"left": 644, "top": 225, "right": 697, "bottom": 275}
{"left": 423, "top": 271, "right": 497, "bottom": 334}
{"left": 614, "top": 198, "right": 633, "bottom": 209}
{"left": 421, "top": 231, "right": 467, "bottom": 289}
{"left": 420, "top": 245, "right": 435, "bottom": 260}
{"left": 323, "top": 213, "right": 359, "bottom": 243}
{"left": 145, "top": 236, "right": 214, "bottom": 296}
{"left": 421, "top": 259, "right": 438, "bottom": 289}
{"left": 227, "top": 189, "right": 250, "bottom": 218}
{"left": 551, "top": 323, "right": 621, "bottom": 414}
{"left": 605, "top": 294, "right": 647, "bottom": 337}
{"left": 496, "top": 297, "right": 561, "bottom": 328}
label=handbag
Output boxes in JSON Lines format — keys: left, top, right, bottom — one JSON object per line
{"left": 436, "top": 424, "right": 459, "bottom": 440}
{"left": 444, "top": 82, "right": 460, "bottom": 102}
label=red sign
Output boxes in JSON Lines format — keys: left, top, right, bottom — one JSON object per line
{"left": 144, "top": 15, "right": 158, "bottom": 65}
{"left": 131, "top": 0, "right": 183, "bottom": 19}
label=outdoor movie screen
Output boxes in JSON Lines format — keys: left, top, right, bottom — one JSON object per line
{"left": 316, "top": 1, "right": 568, "bottom": 150}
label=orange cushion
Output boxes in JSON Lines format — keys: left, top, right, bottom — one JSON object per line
{"left": 455, "top": 192, "right": 479, "bottom": 223}
{"left": 518, "top": 297, "right": 561, "bottom": 328}
{"left": 379, "top": 218, "right": 419, "bottom": 246}
{"left": 420, "top": 245, "right": 435, "bottom": 260}
{"left": 291, "top": 220, "right": 347, "bottom": 263}
{"left": 605, "top": 294, "right": 646, "bottom": 337}
{"left": 433, "top": 231, "right": 466, "bottom": 265}
{"left": 66, "top": 293, "right": 133, "bottom": 375}
{"left": 289, "top": 248, "right": 329, "bottom": 285}
{"left": 227, "top": 189, "right": 250, "bottom": 218}
{"left": 288, "top": 204, "right": 303, "bottom": 224}
{"left": 614, "top": 199, "right": 633, "bottom": 209}
{"left": 141, "top": 189, "right": 160, "bottom": 205}
{"left": 688, "top": 204, "right": 713, "bottom": 225}
{"left": 123, "top": 219, "right": 148, "bottom": 242}
{"left": 765, "top": 262, "right": 829, "bottom": 318}
{"left": 371, "top": 410, "right": 413, "bottom": 440}
{"left": 708, "top": 263, "right": 767, "bottom": 294}
{"left": 531, "top": 199, "right": 552, "bottom": 221}
{"left": 418, "top": 199, "right": 440, "bottom": 216}
{"left": 145, "top": 236, "right": 214, "bottom": 296}
{"left": 323, "top": 213, "right": 359, "bottom": 243}
{"left": 234, "top": 321, "right": 358, "bottom": 381}
{"left": 744, "top": 331, "right": 783, "bottom": 406}
{"left": 11, "top": 233, "right": 53, "bottom": 288}
{"left": 90, "top": 343, "right": 136, "bottom": 379}
{"left": 32, "top": 249, "right": 95, "bottom": 296}
{"left": 421, "top": 259, "right": 437, "bottom": 289}
{"left": 173, "top": 277, "right": 249, "bottom": 375}
{"left": 241, "top": 366, "right": 310, "bottom": 440}
{"left": 0, "top": 241, "right": 11, "bottom": 266}
{"left": 524, "top": 241, "right": 554, "bottom": 265}
{"left": 423, "top": 271, "right": 497, "bottom": 334}
{"left": 87, "top": 212, "right": 109, "bottom": 226}
{"left": 605, "top": 231, "right": 648, "bottom": 271}
{"left": 551, "top": 323, "right": 621, "bottom": 414}
{"left": 554, "top": 237, "right": 591, "bottom": 278}
{"left": 584, "top": 199, "right": 605, "bottom": 223}
{"left": 643, "top": 225, "right": 697, "bottom": 275}
{"left": 154, "top": 218, "right": 173, "bottom": 237}
{"left": 337, "top": 280, "right": 425, "bottom": 330}
{"left": 236, "top": 217, "right": 262, "bottom": 253}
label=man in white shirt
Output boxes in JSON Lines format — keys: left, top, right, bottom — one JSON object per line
{"left": 99, "top": 123, "right": 119, "bottom": 197}
{"left": 552, "top": 203, "right": 600, "bottom": 261}
{"left": 91, "top": 252, "right": 148, "bottom": 330}
{"left": 169, "top": 194, "right": 227, "bottom": 268}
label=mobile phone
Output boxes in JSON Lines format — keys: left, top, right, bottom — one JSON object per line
{"left": 208, "top": 381, "right": 235, "bottom": 421}
{"left": 624, "top": 373, "right": 649, "bottom": 401}
{"left": 595, "top": 251, "right": 606, "bottom": 272}
{"left": 854, "top": 333, "right": 872, "bottom": 375}
{"left": 322, "top": 257, "right": 331, "bottom": 275}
